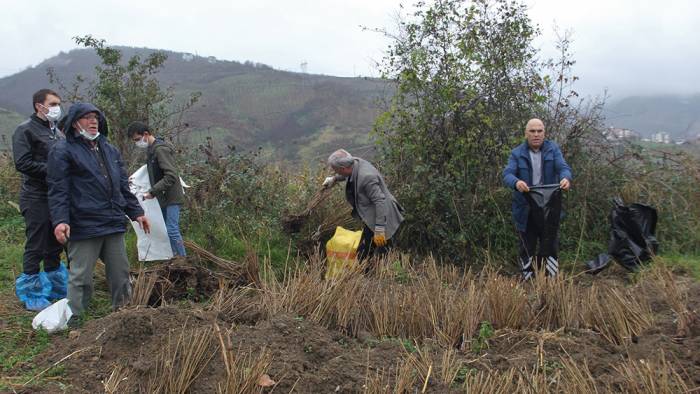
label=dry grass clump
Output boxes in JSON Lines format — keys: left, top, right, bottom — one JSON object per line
{"left": 215, "top": 337, "right": 273, "bottom": 394}
{"left": 144, "top": 326, "right": 217, "bottom": 394}
{"left": 557, "top": 358, "right": 599, "bottom": 394}
{"left": 361, "top": 353, "right": 608, "bottom": 393}
{"left": 483, "top": 268, "right": 528, "bottom": 329}
{"left": 245, "top": 253, "right": 662, "bottom": 348}
{"left": 581, "top": 284, "right": 653, "bottom": 345}
{"left": 529, "top": 271, "right": 580, "bottom": 330}
{"left": 103, "top": 364, "right": 129, "bottom": 394}
{"left": 207, "top": 282, "right": 261, "bottom": 322}
{"left": 612, "top": 353, "right": 690, "bottom": 393}
{"left": 644, "top": 263, "right": 698, "bottom": 339}
{"left": 128, "top": 269, "right": 160, "bottom": 306}
{"left": 461, "top": 367, "right": 519, "bottom": 393}
{"left": 363, "top": 355, "right": 419, "bottom": 394}
{"left": 416, "top": 273, "right": 485, "bottom": 348}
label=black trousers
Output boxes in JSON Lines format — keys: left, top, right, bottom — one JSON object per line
{"left": 20, "top": 197, "right": 62, "bottom": 275}
{"left": 357, "top": 225, "right": 391, "bottom": 263}
{"left": 517, "top": 216, "right": 559, "bottom": 279}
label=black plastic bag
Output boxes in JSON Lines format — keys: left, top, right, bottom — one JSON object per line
{"left": 586, "top": 198, "right": 658, "bottom": 273}
{"left": 524, "top": 184, "right": 562, "bottom": 257}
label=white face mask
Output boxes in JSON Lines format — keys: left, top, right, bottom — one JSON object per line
{"left": 39, "top": 104, "right": 62, "bottom": 122}
{"left": 135, "top": 136, "right": 149, "bottom": 149}
{"left": 76, "top": 124, "right": 100, "bottom": 141}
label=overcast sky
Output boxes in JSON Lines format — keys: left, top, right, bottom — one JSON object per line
{"left": 1, "top": 0, "right": 698, "bottom": 100}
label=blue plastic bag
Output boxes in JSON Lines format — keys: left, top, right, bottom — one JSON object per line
{"left": 46, "top": 263, "right": 68, "bottom": 300}
{"left": 15, "top": 272, "right": 51, "bottom": 311}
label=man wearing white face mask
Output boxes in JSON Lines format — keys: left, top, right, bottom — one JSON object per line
{"left": 12, "top": 89, "right": 67, "bottom": 311}
{"left": 48, "top": 102, "right": 150, "bottom": 318}
{"left": 127, "top": 121, "right": 186, "bottom": 256}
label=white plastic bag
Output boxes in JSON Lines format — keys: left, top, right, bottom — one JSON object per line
{"left": 129, "top": 165, "right": 174, "bottom": 261}
{"left": 32, "top": 298, "right": 73, "bottom": 333}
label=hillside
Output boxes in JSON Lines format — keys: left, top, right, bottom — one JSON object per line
{"left": 0, "top": 47, "right": 391, "bottom": 161}
{"left": 605, "top": 95, "right": 700, "bottom": 140}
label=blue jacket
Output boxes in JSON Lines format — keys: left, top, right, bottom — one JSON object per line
{"left": 47, "top": 103, "right": 144, "bottom": 241}
{"left": 502, "top": 140, "right": 572, "bottom": 232}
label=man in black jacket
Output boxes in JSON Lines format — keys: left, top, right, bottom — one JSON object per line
{"left": 12, "top": 89, "right": 68, "bottom": 311}
{"left": 48, "top": 102, "right": 150, "bottom": 315}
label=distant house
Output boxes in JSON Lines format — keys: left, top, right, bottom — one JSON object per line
{"left": 605, "top": 127, "right": 640, "bottom": 141}
{"left": 207, "top": 56, "right": 217, "bottom": 64}
{"left": 182, "top": 53, "right": 195, "bottom": 62}
{"left": 650, "top": 132, "right": 672, "bottom": 144}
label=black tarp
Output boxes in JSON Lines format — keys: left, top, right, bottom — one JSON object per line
{"left": 523, "top": 184, "right": 562, "bottom": 257}
{"left": 586, "top": 198, "right": 659, "bottom": 274}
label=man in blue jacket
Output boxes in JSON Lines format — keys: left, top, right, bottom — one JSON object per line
{"left": 502, "top": 118, "right": 572, "bottom": 279}
{"left": 48, "top": 102, "right": 150, "bottom": 315}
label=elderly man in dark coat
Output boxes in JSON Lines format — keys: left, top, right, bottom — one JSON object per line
{"left": 323, "top": 149, "right": 404, "bottom": 261}
{"left": 48, "top": 102, "right": 149, "bottom": 316}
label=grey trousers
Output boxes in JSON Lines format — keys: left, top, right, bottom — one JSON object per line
{"left": 67, "top": 232, "right": 131, "bottom": 314}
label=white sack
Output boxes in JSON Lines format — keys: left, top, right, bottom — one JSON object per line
{"left": 129, "top": 165, "right": 173, "bottom": 261}
{"left": 32, "top": 298, "right": 73, "bottom": 333}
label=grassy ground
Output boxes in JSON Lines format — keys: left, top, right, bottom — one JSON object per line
{"left": 0, "top": 212, "right": 117, "bottom": 391}
{"left": 0, "top": 205, "right": 698, "bottom": 391}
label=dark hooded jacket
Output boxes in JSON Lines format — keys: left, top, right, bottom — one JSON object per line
{"left": 47, "top": 102, "right": 144, "bottom": 241}
{"left": 12, "top": 114, "right": 65, "bottom": 199}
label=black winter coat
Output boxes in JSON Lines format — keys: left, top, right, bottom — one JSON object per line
{"left": 12, "top": 114, "right": 64, "bottom": 199}
{"left": 47, "top": 103, "right": 144, "bottom": 241}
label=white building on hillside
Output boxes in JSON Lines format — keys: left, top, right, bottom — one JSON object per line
{"left": 650, "top": 132, "right": 672, "bottom": 144}
{"left": 605, "top": 127, "right": 640, "bottom": 141}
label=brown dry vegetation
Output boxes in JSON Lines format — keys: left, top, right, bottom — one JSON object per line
{"left": 7, "top": 254, "right": 698, "bottom": 393}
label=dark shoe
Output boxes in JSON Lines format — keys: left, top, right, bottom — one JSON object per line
{"left": 67, "top": 315, "right": 82, "bottom": 329}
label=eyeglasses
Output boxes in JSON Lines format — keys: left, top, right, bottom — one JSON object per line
{"left": 81, "top": 114, "right": 99, "bottom": 121}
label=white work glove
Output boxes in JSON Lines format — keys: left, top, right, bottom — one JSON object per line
{"left": 322, "top": 176, "right": 336, "bottom": 188}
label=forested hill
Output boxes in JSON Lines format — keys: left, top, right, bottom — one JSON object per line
{"left": 0, "top": 47, "right": 390, "bottom": 161}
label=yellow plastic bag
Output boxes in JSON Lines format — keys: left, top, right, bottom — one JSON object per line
{"left": 326, "top": 226, "right": 362, "bottom": 279}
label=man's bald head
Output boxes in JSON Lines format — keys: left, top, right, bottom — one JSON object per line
{"left": 524, "top": 118, "right": 545, "bottom": 151}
